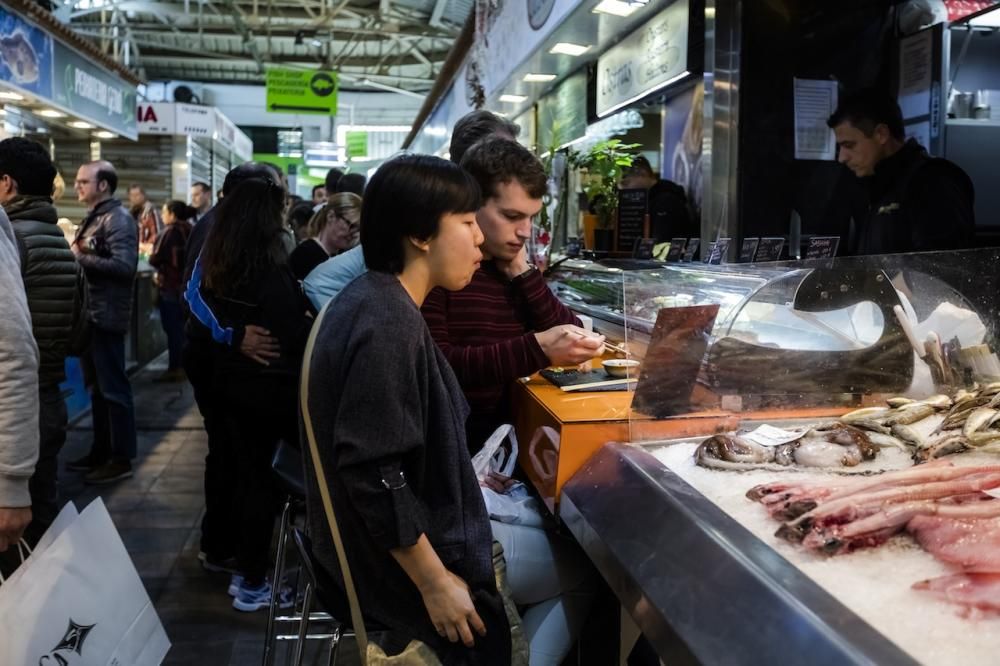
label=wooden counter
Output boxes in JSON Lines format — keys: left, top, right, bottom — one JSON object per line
{"left": 512, "top": 371, "right": 852, "bottom": 514}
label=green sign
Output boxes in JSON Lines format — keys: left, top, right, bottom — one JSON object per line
{"left": 52, "top": 42, "right": 137, "bottom": 139}
{"left": 537, "top": 70, "right": 587, "bottom": 152}
{"left": 345, "top": 131, "right": 369, "bottom": 159}
{"left": 266, "top": 69, "right": 339, "bottom": 115}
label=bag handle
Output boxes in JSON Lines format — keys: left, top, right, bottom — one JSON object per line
{"left": 0, "top": 539, "right": 33, "bottom": 585}
{"left": 300, "top": 300, "right": 372, "bottom": 662}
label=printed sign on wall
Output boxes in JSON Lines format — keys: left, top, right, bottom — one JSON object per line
{"left": 53, "top": 42, "right": 137, "bottom": 139}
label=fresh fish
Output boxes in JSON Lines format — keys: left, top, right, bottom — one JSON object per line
{"left": 843, "top": 419, "right": 892, "bottom": 435}
{"left": 694, "top": 434, "right": 774, "bottom": 470}
{"left": 840, "top": 407, "right": 890, "bottom": 423}
{"left": 866, "top": 432, "right": 910, "bottom": 451}
{"left": 916, "top": 394, "right": 953, "bottom": 410}
{"left": 916, "top": 435, "right": 970, "bottom": 462}
{"left": 969, "top": 431, "right": 1000, "bottom": 447}
{"left": 891, "top": 424, "right": 925, "bottom": 447}
{"left": 886, "top": 397, "right": 915, "bottom": 408}
{"left": 884, "top": 403, "right": 936, "bottom": 426}
{"left": 964, "top": 408, "right": 1000, "bottom": 437}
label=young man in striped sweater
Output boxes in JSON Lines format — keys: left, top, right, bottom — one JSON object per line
{"left": 421, "top": 138, "right": 604, "bottom": 450}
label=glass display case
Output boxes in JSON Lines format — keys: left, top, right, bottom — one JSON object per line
{"left": 549, "top": 249, "right": 1000, "bottom": 419}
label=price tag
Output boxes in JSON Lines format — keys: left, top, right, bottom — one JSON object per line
{"left": 665, "top": 238, "right": 687, "bottom": 262}
{"left": 742, "top": 424, "right": 806, "bottom": 447}
{"left": 738, "top": 238, "right": 760, "bottom": 263}
{"left": 804, "top": 236, "right": 840, "bottom": 259}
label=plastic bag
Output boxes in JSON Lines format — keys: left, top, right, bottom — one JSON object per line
{"left": 471, "top": 426, "right": 546, "bottom": 528}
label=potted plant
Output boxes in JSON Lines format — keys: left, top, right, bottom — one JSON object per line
{"left": 569, "top": 139, "right": 640, "bottom": 251}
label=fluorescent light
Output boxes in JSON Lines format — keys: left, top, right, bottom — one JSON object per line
{"left": 970, "top": 7, "right": 1000, "bottom": 27}
{"left": 549, "top": 42, "right": 591, "bottom": 56}
{"left": 597, "top": 70, "right": 691, "bottom": 117}
{"left": 593, "top": 0, "right": 642, "bottom": 17}
{"left": 94, "top": 130, "right": 115, "bottom": 139}
{"left": 0, "top": 91, "right": 23, "bottom": 101}
{"left": 310, "top": 39, "right": 322, "bottom": 47}
{"left": 70, "top": 121, "right": 94, "bottom": 129}
{"left": 38, "top": 109, "right": 66, "bottom": 118}
{"left": 523, "top": 73, "right": 557, "bottom": 83}
{"left": 499, "top": 94, "right": 528, "bottom": 103}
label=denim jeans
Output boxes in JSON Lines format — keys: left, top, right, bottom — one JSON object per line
{"left": 82, "top": 326, "right": 137, "bottom": 462}
{"left": 158, "top": 292, "right": 185, "bottom": 370}
{"left": 491, "top": 520, "right": 597, "bottom": 666}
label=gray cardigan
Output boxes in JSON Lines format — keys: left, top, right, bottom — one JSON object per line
{"left": 303, "top": 271, "right": 510, "bottom": 664}
{"left": 0, "top": 208, "right": 39, "bottom": 507}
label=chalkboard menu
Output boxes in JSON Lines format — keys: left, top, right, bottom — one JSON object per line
{"left": 616, "top": 189, "right": 649, "bottom": 253}
{"left": 707, "top": 238, "right": 732, "bottom": 265}
{"left": 633, "top": 238, "right": 656, "bottom": 259}
{"left": 665, "top": 238, "right": 687, "bottom": 262}
{"left": 754, "top": 237, "right": 785, "bottom": 262}
{"left": 739, "top": 238, "right": 760, "bottom": 263}
{"left": 682, "top": 238, "right": 701, "bottom": 262}
{"left": 804, "top": 236, "right": 840, "bottom": 259}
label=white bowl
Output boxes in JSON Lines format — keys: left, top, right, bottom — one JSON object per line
{"left": 603, "top": 359, "right": 640, "bottom": 379}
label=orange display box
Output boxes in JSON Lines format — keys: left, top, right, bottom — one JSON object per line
{"left": 512, "top": 373, "right": 852, "bottom": 514}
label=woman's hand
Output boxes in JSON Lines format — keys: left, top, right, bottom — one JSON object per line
{"left": 480, "top": 471, "right": 516, "bottom": 494}
{"left": 418, "top": 571, "right": 487, "bottom": 647}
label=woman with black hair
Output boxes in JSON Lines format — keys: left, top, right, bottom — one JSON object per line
{"left": 199, "top": 175, "right": 314, "bottom": 611}
{"left": 302, "top": 154, "right": 514, "bottom": 663}
{"left": 149, "top": 200, "right": 195, "bottom": 382}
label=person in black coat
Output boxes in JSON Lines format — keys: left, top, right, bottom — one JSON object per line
{"left": 0, "top": 137, "right": 77, "bottom": 543}
{"left": 199, "top": 174, "right": 314, "bottom": 611}
{"left": 619, "top": 155, "right": 698, "bottom": 242}
{"left": 302, "top": 154, "right": 513, "bottom": 664}
{"left": 827, "top": 89, "right": 975, "bottom": 255}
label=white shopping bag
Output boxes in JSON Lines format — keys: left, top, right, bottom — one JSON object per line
{"left": 472, "top": 425, "right": 546, "bottom": 528}
{"left": 0, "top": 498, "right": 171, "bottom": 665}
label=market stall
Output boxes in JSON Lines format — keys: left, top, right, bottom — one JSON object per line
{"left": 518, "top": 248, "right": 1000, "bottom": 662}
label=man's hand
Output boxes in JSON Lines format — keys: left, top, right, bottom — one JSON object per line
{"left": 494, "top": 244, "right": 531, "bottom": 281}
{"left": 535, "top": 324, "right": 605, "bottom": 366}
{"left": 419, "top": 570, "right": 487, "bottom": 647}
{"left": 0, "top": 507, "right": 31, "bottom": 553}
{"left": 480, "top": 471, "right": 516, "bottom": 494}
{"left": 240, "top": 325, "right": 281, "bottom": 366}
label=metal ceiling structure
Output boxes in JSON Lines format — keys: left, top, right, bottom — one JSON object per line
{"left": 57, "top": 0, "right": 474, "bottom": 93}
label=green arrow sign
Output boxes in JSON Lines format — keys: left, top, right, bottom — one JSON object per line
{"left": 266, "top": 69, "right": 338, "bottom": 115}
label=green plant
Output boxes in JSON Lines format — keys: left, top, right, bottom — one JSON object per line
{"left": 569, "top": 139, "right": 640, "bottom": 229}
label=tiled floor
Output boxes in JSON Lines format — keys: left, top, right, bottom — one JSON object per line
{"left": 59, "top": 357, "right": 352, "bottom": 665}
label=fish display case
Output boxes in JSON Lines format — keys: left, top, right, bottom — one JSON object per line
{"left": 555, "top": 249, "right": 1000, "bottom": 664}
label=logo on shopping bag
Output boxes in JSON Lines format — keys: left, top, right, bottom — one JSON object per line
{"left": 37, "top": 619, "right": 96, "bottom": 665}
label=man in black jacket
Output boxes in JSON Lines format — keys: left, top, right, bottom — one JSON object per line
{"left": 69, "top": 160, "right": 139, "bottom": 484}
{"left": 619, "top": 156, "right": 698, "bottom": 243}
{"left": 828, "top": 89, "right": 975, "bottom": 255}
{"left": 0, "top": 138, "right": 78, "bottom": 540}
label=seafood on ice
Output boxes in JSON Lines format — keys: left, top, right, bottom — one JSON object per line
{"left": 746, "top": 461, "right": 1000, "bottom": 615}
{"left": 694, "top": 424, "right": 878, "bottom": 472}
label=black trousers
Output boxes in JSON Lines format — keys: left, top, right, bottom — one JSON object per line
{"left": 182, "top": 337, "right": 238, "bottom": 559}
{"left": 221, "top": 384, "right": 297, "bottom": 584}
{"left": 28, "top": 383, "right": 68, "bottom": 536}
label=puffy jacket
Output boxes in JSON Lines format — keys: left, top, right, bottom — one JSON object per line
{"left": 73, "top": 198, "right": 138, "bottom": 334}
{"left": 7, "top": 196, "right": 78, "bottom": 385}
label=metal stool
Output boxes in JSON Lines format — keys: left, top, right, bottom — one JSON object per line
{"left": 263, "top": 441, "right": 337, "bottom": 666}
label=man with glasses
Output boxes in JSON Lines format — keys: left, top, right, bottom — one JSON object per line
{"left": 68, "top": 160, "right": 138, "bottom": 484}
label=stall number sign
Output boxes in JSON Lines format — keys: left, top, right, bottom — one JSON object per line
{"left": 346, "top": 131, "right": 369, "bottom": 159}
{"left": 266, "top": 69, "right": 338, "bottom": 115}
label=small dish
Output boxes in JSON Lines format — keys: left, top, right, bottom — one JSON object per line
{"left": 603, "top": 359, "right": 640, "bottom": 378}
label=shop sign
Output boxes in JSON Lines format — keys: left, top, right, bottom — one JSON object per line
{"left": 345, "top": 131, "right": 368, "bottom": 159}
{"left": 52, "top": 42, "right": 136, "bottom": 139}
{"left": 596, "top": 0, "right": 690, "bottom": 118}
{"left": 536, "top": 69, "right": 586, "bottom": 151}
{"left": 0, "top": 7, "right": 53, "bottom": 100}
{"left": 234, "top": 130, "right": 254, "bottom": 162}
{"left": 175, "top": 103, "right": 213, "bottom": 138}
{"left": 265, "top": 68, "right": 338, "bottom": 115}
{"left": 214, "top": 111, "right": 236, "bottom": 150}
{"left": 136, "top": 102, "right": 175, "bottom": 134}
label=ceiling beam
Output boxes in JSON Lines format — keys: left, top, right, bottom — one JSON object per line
{"left": 428, "top": 0, "right": 449, "bottom": 28}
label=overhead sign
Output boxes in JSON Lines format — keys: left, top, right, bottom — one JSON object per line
{"left": 0, "top": 7, "right": 53, "bottom": 100}
{"left": 596, "top": 0, "right": 690, "bottom": 117}
{"left": 345, "top": 131, "right": 368, "bottom": 159}
{"left": 176, "top": 103, "right": 213, "bottom": 137}
{"left": 537, "top": 69, "right": 587, "bottom": 151}
{"left": 53, "top": 42, "right": 137, "bottom": 139}
{"left": 136, "top": 102, "right": 175, "bottom": 134}
{"left": 266, "top": 69, "right": 338, "bottom": 115}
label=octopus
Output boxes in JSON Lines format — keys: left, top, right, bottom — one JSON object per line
{"left": 694, "top": 424, "right": 877, "bottom": 472}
